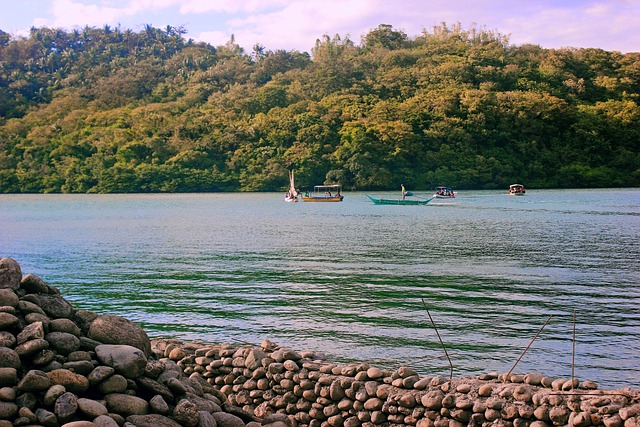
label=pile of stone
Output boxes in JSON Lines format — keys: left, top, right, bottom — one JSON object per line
{"left": 152, "top": 338, "right": 640, "bottom": 427}
{"left": 2, "top": 257, "right": 639, "bottom": 427}
{"left": 0, "top": 257, "right": 267, "bottom": 427}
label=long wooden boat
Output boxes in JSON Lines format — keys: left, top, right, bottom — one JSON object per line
{"left": 367, "top": 195, "right": 433, "bottom": 205}
{"left": 301, "top": 184, "right": 344, "bottom": 202}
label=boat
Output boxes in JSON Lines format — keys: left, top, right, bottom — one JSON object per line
{"left": 284, "top": 170, "right": 299, "bottom": 202}
{"left": 301, "top": 184, "right": 344, "bottom": 202}
{"left": 508, "top": 184, "right": 526, "bottom": 196}
{"left": 434, "top": 186, "right": 455, "bottom": 198}
{"left": 366, "top": 195, "right": 434, "bottom": 205}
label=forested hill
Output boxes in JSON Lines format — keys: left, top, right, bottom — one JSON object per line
{"left": 0, "top": 23, "right": 638, "bottom": 193}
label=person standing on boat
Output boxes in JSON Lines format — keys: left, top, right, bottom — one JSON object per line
{"left": 401, "top": 184, "right": 406, "bottom": 200}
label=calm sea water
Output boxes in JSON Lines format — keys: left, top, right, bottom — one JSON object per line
{"left": 1, "top": 189, "right": 639, "bottom": 389}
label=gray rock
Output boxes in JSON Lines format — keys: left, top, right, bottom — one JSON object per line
{"left": 97, "top": 374, "right": 129, "bottom": 394}
{"left": 0, "top": 289, "right": 19, "bottom": 307}
{"left": 15, "top": 338, "right": 50, "bottom": 357}
{"left": 94, "top": 414, "right": 120, "bottom": 427}
{"left": 63, "top": 360, "right": 96, "bottom": 376}
{"left": 135, "top": 377, "right": 174, "bottom": 403}
{"left": 173, "top": 399, "right": 199, "bottom": 427}
{"left": 88, "top": 314, "right": 151, "bottom": 357}
{"left": 61, "top": 421, "right": 98, "bottom": 427}
{"left": 198, "top": 411, "right": 218, "bottom": 427}
{"left": 18, "top": 299, "right": 46, "bottom": 315}
{"left": 126, "top": 414, "right": 181, "bottom": 427}
{"left": 104, "top": 393, "right": 149, "bottom": 416}
{"left": 95, "top": 345, "right": 148, "bottom": 379}
{"left": 38, "top": 294, "right": 75, "bottom": 319}
{"left": 17, "top": 369, "right": 52, "bottom": 392}
{"left": 17, "top": 321, "right": 46, "bottom": 345}
{"left": 43, "top": 384, "right": 67, "bottom": 405}
{"left": 0, "top": 312, "right": 20, "bottom": 329}
{"left": 212, "top": 412, "right": 246, "bottom": 427}
{"left": 0, "top": 258, "right": 22, "bottom": 290}
{"left": 77, "top": 398, "right": 109, "bottom": 418}
{"left": 46, "top": 331, "right": 82, "bottom": 355}
{"left": 0, "top": 347, "right": 21, "bottom": 369}
{"left": 47, "top": 368, "right": 90, "bottom": 393}
{"left": 0, "top": 368, "right": 18, "bottom": 387}
{"left": 50, "top": 318, "right": 83, "bottom": 336}
{"left": 0, "top": 331, "right": 16, "bottom": 347}
{"left": 87, "top": 366, "right": 116, "bottom": 385}
{"left": 182, "top": 392, "right": 221, "bottom": 413}
{"left": 35, "top": 407, "right": 59, "bottom": 427}
{"left": 149, "top": 395, "right": 170, "bottom": 415}
{"left": 21, "top": 274, "right": 50, "bottom": 294}
{"left": 54, "top": 391, "right": 79, "bottom": 422}
{"left": 0, "top": 401, "right": 19, "bottom": 419}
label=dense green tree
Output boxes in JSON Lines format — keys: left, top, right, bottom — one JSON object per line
{"left": 0, "top": 23, "right": 638, "bottom": 193}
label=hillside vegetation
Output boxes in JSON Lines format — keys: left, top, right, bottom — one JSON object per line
{"left": 0, "top": 23, "right": 638, "bottom": 193}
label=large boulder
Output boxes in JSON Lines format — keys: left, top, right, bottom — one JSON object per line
{"left": 0, "top": 258, "right": 22, "bottom": 290}
{"left": 95, "top": 344, "right": 148, "bottom": 379}
{"left": 88, "top": 314, "right": 151, "bottom": 356}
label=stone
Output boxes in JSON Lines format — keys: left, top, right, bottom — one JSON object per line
{"left": 98, "top": 374, "right": 129, "bottom": 394}
{"left": 46, "top": 331, "right": 82, "bottom": 355}
{"left": 126, "top": 414, "right": 182, "bottom": 427}
{"left": 0, "top": 289, "right": 19, "bottom": 307}
{"left": 0, "top": 258, "right": 22, "bottom": 290}
{"left": 198, "top": 411, "right": 217, "bottom": 427}
{"left": 15, "top": 338, "right": 50, "bottom": 357}
{"left": 61, "top": 421, "right": 98, "bottom": 427}
{"left": 0, "top": 312, "right": 19, "bottom": 329}
{"left": 35, "top": 407, "right": 58, "bottom": 426}
{"left": 95, "top": 345, "right": 148, "bottom": 379}
{"left": 17, "top": 370, "right": 52, "bottom": 392}
{"left": 0, "top": 332, "right": 16, "bottom": 348}
{"left": 88, "top": 314, "right": 151, "bottom": 357}
{"left": 37, "top": 294, "right": 75, "bottom": 319}
{"left": 94, "top": 414, "right": 120, "bottom": 427}
{"left": 54, "top": 391, "right": 79, "bottom": 422}
{"left": 0, "top": 401, "right": 19, "bottom": 419}
{"left": 149, "top": 395, "right": 170, "bottom": 415}
{"left": 87, "top": 366, "right": 116, "bottom": 385}
{"left": 172, "top": 399, "right": 199, "bottom": 427}
{"left": 104, "top": 393, "right": 149, "bottom": 416}
{"left": 20, "top": 274, "right": 50, "bottom": 294}
{"left": 48, "top": 369, "right": 90, "bottom": 393}
{"left": 43, "top": 384, "right": 67, "bottom": 406}
{"left": 50, "top": 318, "right": 83, "bottom": 336}
{"left": 212, "top": 411, "right": 246, "bottom": 427}
{"left": 0, "top": 368, "right": 18, "bottom": 387}
{"left": 17, "top": 321, "right": 46, "bottom": 345}
{"left": 0, "top": 348, "right": 21, "bottom": 370}
{"left": 77, "top": 398, "right": 109, "bottom": 418}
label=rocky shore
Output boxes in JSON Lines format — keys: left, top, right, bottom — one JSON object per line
{"left": 1, "top": 257, "right": 638, "bottom": 427}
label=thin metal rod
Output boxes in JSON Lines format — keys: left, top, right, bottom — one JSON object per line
{"left": 504, "top": 314, "right": 554, "bottom": 382}
{"left": 572, "top": 310, "right": 576, "bottom": 387}
{"left": 421, "top": 298, "right": 453, "bottom": 382}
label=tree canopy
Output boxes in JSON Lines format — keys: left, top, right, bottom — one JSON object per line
{"left": 0, "top": 23, "right": 638, "bottom": 193}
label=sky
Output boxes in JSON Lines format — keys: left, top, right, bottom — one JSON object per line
{"left": 1, "top": 0, "right": 639, "bottom": 54}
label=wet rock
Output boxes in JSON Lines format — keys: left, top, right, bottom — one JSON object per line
{"left": 48, "top": 369, "right": 90, "bottom": 393}
{"left": 104, "top": 393, "right": 149, "bottom": 416}
{"left": 37, "top": 294, "right": 75, "bottom": 319}
{"left": 126, "top": 414, "right": 182, "bottom": 427}
{"left": 0, "top": 289, "right": 19, "bottom": 307}
{"left": 95, "top": 345, "right": 148, "bottom": 379}
{"left": 88, "top": 315, "right": 151, "bottom": 357}
{"left": 0, "top": 258, "right": 22, "bottom": 290}
{"left": 20, "top": 274, "right": 49, "bottom": 294}
{"left": 54, "top": 391, "right": 79, "bottom": 423}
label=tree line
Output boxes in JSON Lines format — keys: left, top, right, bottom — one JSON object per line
{"left": 0, "top": 23, "right": 638, "bottom": 193}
